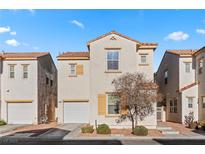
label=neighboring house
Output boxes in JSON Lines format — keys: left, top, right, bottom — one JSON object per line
{"left": 155, "top": 50, "right": 199, "bottom": 123}
{"left": 57, "top": 31, "right": 158, "bottom": 128}
{"left": 0, "top": 52, "right": 57, "bottom": 124}
{"left": 194, "top": 47, "right": 205, "bottom": 121}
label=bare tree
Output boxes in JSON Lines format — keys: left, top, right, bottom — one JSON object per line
{"left": 112, "top": 72, "right": 160, "bottom": 133}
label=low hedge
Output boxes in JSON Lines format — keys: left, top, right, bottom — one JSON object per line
{"left": 0, "top": 120, "right": 7, "bottom": 126}
{"left": 96, "top": 124, "right": 111, "bottom": 134}
{"left": 200, "top": 121, "right": 205, "bottom": 131}
{"left": 81, "top": 124, "right": 94, "bottom": 133}
{"left": 133, "top": 126, "right": 148, "bottom": 136}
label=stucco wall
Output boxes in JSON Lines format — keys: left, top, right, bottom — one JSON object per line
{"left": 181, "top": 85, "right": 199, "bottom": 123}
{"left": 57, "top": 59, "right": 90, "bottom": 123}
{"left": 156, "top": 53, "right": 181, "bottom": 122}
{"left": 196, "top": 51, "right": 205, "bottom": 121}
{"left": 89, "top": 33, "right": 156, "bottom": 128}
{"left": 179, "top": 57, "right": 196, "bottom": 88}
{"left": 38, "top": 54, "right": 57, "bottom": 123}
{"left": 0, "top": 60, "right": 38, "bottom": 124}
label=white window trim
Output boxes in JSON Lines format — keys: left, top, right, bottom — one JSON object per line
{"left": 8, "top": 64, "right": 15, "bottom": 79}
{"left": 106, "top": 50, "right": 120, "bottom": 72}
{"left": 184, "top": 62, "right": 191, "bottom": 73}
{"left": 106, "top": 93, "right": 120, "bottom": 116}
{"left": 187, "top": 97, "right": 194, "bottom": 108}
{"left": 22, "top": 64, "right": 29, "bottom": 79}
{"left": 69, "top": 63, "right": 77, "bottom": 76}
{"left": 139, "top": 54, "right": 148, "bottom": 64}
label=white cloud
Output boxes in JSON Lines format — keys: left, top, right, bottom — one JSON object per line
{"left": 28, "top": 9, "right": 35, "bottom": 15}
{"left": 196, "top": 29, "right": 205, "bottom": 35}
{"left": 10, "top": 31, "right": 16, "bottom": 35}
{"left": 33, "top": 46, "right": 39, "bottom": 50}
{"left": 165, "top": 31, "right": 189, "bottom": 41}
{"left": 70, "top": 20, "right": 85, "bottom": 29}
{"left": 0, "top": 26, "right": 11, "bottom": 34}
{"left": 5, "top": 39, "right": 20, "bottom": 47}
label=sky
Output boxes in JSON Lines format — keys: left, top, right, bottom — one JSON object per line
{"left": 0, "top": 9, "right": 205, "bottom": 71}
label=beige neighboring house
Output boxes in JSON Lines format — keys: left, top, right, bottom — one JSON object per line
{"left": 194, "top": 46, "right": 205, "bottom": 121}
{"left": 57, "top": 31, "right": 158, "bottom": 128}
{"left": 155, "top": 50, "right": 199, "bottom": 123}
{"left": 0, "top": 52, "right": 57, "bottom": 124}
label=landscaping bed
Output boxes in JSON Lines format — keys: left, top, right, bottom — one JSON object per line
{"left": 79, "top": 128, "right": 163, "bottom": 137}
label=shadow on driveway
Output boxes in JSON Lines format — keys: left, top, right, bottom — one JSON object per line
{"left": 153, "top": 138, "right": 205, "bottom": 145}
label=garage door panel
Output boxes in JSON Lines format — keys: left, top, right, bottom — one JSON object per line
{"left": 8, "top": 103, "right": 33, "bottom": 124}
{"left": 64, "top": 102, "right": 89, "bottom": 123}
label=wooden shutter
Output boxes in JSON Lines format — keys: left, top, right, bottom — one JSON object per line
{"left": 98, "top": 94, "right": 106, "bottom": 115}
{"left": 76, "top": 64, "right": 84, "bottom": 75}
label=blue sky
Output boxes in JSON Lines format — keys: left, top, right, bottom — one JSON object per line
{"left": 1, "top": 9, "right": 205, "bottom": 71}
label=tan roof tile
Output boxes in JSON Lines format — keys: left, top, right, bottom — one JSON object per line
{"left": 166, "top": 49, "right": 197, "bottom": 56}
{"left": 57, "top": 52, "right": 90, "bottom": 60}
{"left": 1, "top": 52, "right": 49, "bottom": 60}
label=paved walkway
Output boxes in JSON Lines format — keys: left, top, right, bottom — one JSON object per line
{"left": 158, "top": 122, "right": 205, "bottom": 137}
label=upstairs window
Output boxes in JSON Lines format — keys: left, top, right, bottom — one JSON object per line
{"left": 164, "top": 70, "right": 168, "bottom": 85}
{"left": 198, "top": 58, "right": 203, "bottom": 74}
{"left": 69, "top": 64, "right": 77, "bottom": 76}
{"left": 185, "top": 62, "right": 191, "bottom": 73}
{"left": 107, "top": 51, "right": 119, "bottom": 70}
{"left": 9, "top": 65, "right": 15, "bottom": 79}
{"left": 202, "top": 97, "right": 205, "bottom": 108}
{"left": 22, "top": 65, "right": 28, "bottom": 79}
{"left": 46, "top": 77, "right": 49, "bottom": 85}
{"left": 140, "top": 55, "right": 147, "bottom": 64}
{"left": 107, "top": 94, "right": 120, "bottom": 115}
{"left": 188, "top": 97, "right": 193, "bottom": 108}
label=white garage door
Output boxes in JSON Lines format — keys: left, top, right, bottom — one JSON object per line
{"left": 64, "top": 102, "right": 89, "bottom": 123}
{"left": 8, "top": 102, "right": 33, "bottom": 124}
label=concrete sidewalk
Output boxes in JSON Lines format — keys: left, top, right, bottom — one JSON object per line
{"left": 0, "top": 125, "right": 27, "bottom": 136}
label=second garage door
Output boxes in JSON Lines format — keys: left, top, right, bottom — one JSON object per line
{"left": 63, "top": 102, "right": 89, "bottom": 123}
{"left": 7, "top": 102, "right": 33, "bottom": 124}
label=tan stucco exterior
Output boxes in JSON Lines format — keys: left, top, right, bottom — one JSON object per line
{"left": 156, "top": 51, "right": 200, "bottom": 123}
{"left": 0, "top": 53, "right": 57, "bottom": 124}
{"left": 58, "top": 31, "right": 157, "bottom": 128}
{"left": 195, "top": 49, "right": 205, "bottom": 121}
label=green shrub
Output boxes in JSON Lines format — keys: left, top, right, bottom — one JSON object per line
{"left": 96, "top": 124, "right": 111, "bottom": 134}
{"left": 0, "top": 120, "right": 7, "bottom": 126}
{"left": 133, "top": 126, "right": 148, "bottom": 136}
{"left": 81, "top": 124, "right": 94, "bottom": 133}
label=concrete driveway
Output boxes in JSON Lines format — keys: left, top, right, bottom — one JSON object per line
{"left": 0, "top": 125, "right": 27, "bottom": 136}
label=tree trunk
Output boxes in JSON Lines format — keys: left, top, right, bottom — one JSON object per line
{"left": 131, "top": 115, "right": 135, "bottom": 134}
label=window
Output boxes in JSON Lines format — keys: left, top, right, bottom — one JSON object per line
{"left": 46, "top": 77, "right": 49, "bottom": 85}
{"left": 202, "top": 97, "right": 205, "bottom": 108}
{"left": 141, "top": 55, "right": 147, "bottom": 64}
{"left": 9, "top": 65, "right": 15, "bottom": 78}
{"left": 69, "top": 64, "right": 76, "bottom": 76}
{"left": 198, "top": 59, "right": 203, "bottom": 74}
{"left": 107, "top": 51, "right": 119, "bottom": 70}
{"left": 22, "top": 65, "right": 28, "bottom": 78}
{"left": 185, "top": 62, "right": 191, "bottom": 73}
{"left": 50, "top": 80, "right": 53, "bottom": 87}
{"left": 188, "top": 97, "right": 193, "bottom": 108}
{"left": 164, "top": 70, "right": 168, "bottom": 84}
{"left": 107, "top": 94, "right": 120, "bottom": 115}
{"left": 170, "top": 99, "right": 177, "bottom": 113}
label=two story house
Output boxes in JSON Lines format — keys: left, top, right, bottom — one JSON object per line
{"left": 0, "top": 52, "right": 57, "bottom": 124}
{"left": 57, "top": 31, "right": 158, "bottom": 128}
{"left": 194, "top": 47, "right": 205, "bottom": 121}
{"left": 156, "top": 50, "right": 200, "bottom": 123}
